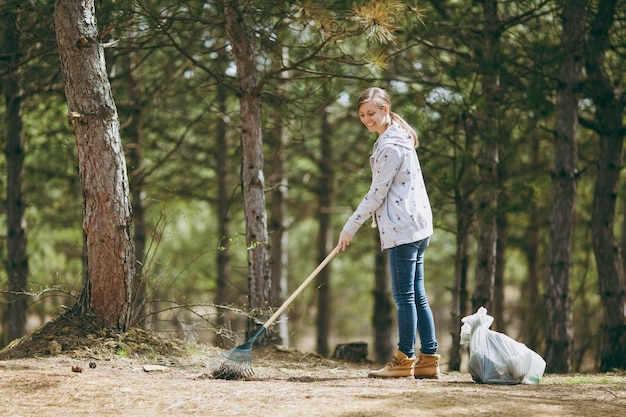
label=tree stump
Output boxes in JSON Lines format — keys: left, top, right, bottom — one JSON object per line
{"left": 331, "top": 342, "right": 369, "bottom": 363}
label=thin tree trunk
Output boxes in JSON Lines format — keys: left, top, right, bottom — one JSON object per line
{"left": 449, "top": 110, "right": 476, "bottom": 371}
{"left": 448, "top": 231, "right": 469, "bottom": 371}
{"left": 545, "top": 0, "right": 586, "bottom": 373}
{"left": 450, "top": 228, "right": 471, "bottom": 371}
{"left": 215, "top": 80, "right": 232, "bottom": 346}
{"left": 585, "top": 0, "right": 626, "bottom": 372}
{"left": 621, "top": 190, "right": 626, "bottom": 275}
{"left": 223, "top": 0, "right": 271, "bottom": 341}
{"left": 269, "top": 95, "right": 289, "bottom": 347}
{"left": 449, "top": 197, "right": 471, "bottom": 370}
{"left": 493, "top": 208, "right": 507, "bottom": 332}
{"left": 315, "top": 107, "right": 334, "bottom": 357}
{"left": 495, "top": 126, "right": 511, "bottom": 333}
{"left": 54, "top": 0, "right": 134, "bottom": 329}
{"left": 3, "top": 3, "right": 29, "bottom": 342}
{"left": 372, "top": 235, "right": 393, "bottom": 363}
{"left": 121, "top": 50, "right": 148, "bottom": 327}
{"left": 520, "top": 132, "right": 543, "bottom": 352}
{"left": 472, "top": 0, "right": 500, "bottom": 313}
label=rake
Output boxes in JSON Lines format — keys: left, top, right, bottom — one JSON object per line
{"left": 214, "top": 245, "right": 340, "bottom": 379}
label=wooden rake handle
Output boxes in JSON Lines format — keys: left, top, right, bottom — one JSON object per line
{"left": 262, "top": 245, "right": 340, "bottom": 330}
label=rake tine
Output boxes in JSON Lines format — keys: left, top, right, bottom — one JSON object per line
{"left": 212, "top": 359, "right": 254, "bottom": 380}
{"left": 214, "top": 245, "right": 340, "bottom": 379}
{"left": 213, "top": 327, "right": 265, "bottom": 379}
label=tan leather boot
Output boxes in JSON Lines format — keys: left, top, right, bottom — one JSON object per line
{"left": 368, "top": 350, "right": 415, "bottom": 378}
{"left": 413, "top": 352, "right": 441, "bottom": 379}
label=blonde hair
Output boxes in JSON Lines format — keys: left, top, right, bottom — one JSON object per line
{"left": 357, "top": 87, "right": 419, "bottom": 148}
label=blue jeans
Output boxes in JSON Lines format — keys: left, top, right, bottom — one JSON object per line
{"left": 388, "top": 238, "right": 438, "bottom": 357}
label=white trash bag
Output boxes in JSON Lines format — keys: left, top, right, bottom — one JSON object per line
{"left": 460, "top": 307, "right": 546, "bottom": 384}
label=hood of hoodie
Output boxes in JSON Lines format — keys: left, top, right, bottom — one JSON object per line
{"left": 374, "top": 123, "right": 415, "bottom": 152}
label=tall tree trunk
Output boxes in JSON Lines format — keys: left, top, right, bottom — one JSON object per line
{"left": 495, "top": 151, "right": 510, "bottom": 333}
{"left": 3, "top": 2, "right": 29, "bottom": 342}
{"left": 269, "top": 94, "right": 289, "bottom": 347}
{"left": 493, "top": 207, "right": 507, "bottom": 332}
{"left": 223, "top": 0, "right": 271, "bottom": 341}
{"left": 585, "top": 0, "right": 626, "bottom": 372}
{"left": 448, "top": 110, "right": 475, "bottom": 371}
{"left": 520, "top": 132, "right": 544, "bottom": 352}
{"left": 545, "top": 0, "right": 586, "bottom": 373}
{"left": 450, "top": 225, "right": 471, "bottom": 371}
{"left": 121, "top": 49, "right": 148, "bottom": 327}
{"left": 315, "top": 107, "right": 334, "bottom": 357}
{"left": 620, "top": 170, "right": 626, "bottom": 284}
{"left": 215, "top": 80, "right": 232, "bottom": 346}
{"left": 472, "top": 0, "right": 500, "bottom": 313}
{"left": 372, "top": 233, "right": 393, "bottom": 364}
{"left": 54, "top": 0, "right": 134, "bottom": 329}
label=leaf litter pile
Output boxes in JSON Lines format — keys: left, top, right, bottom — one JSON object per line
{"left": 1, "top": 311, "right": 625, "bottom": 416}
{"left": 0, "top": 311, "right": 186, "bottom": 363}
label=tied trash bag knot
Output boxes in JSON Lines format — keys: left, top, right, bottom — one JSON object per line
{"left": 460, "top": 307, "right": 546, "bottom": 384}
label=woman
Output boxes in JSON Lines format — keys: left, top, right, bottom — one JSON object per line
{"left": 337, "top": 87, "right": 440, "bottom": 379}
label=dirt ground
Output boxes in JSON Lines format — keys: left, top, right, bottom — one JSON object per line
{"left": 1, "top": 313, "right": 625, "bottom": 416}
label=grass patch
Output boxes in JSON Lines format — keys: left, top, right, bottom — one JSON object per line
{"left": 543, "top": 373, "right": 626, "bottom": 385}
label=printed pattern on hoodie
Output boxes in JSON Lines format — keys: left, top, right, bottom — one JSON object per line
{"left": 343, "top": 123, "right": 433, "bottom": 250}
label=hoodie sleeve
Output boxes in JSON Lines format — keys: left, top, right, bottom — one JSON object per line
{"left": 343, "top": 143, "right": 402, "bottom": 236}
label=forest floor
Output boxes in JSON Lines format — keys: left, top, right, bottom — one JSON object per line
{"left": 1, "top": 312, "right": 625, "bottom": 416}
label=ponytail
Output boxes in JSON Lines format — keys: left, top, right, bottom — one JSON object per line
{"left": 391, "top": 112, "right": 419, "bottom": 149}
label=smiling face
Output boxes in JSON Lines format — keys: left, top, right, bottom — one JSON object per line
{"left": 359, "top": 100, "right": 391, "bottom": 136}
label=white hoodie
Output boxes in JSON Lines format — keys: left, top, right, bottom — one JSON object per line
{"left": 342, "top": 123, "right": 433, "bottom": 250}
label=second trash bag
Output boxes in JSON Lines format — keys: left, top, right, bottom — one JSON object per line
{"left": 460, "top": 307, "right": 546, "bottom": 384}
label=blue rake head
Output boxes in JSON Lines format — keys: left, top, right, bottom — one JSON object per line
{"left": 214, "top": 327, "right": 266, "bottom": 380}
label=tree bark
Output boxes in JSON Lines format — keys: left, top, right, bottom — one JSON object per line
{"left": 448, "top": 109, "right": 476, "bottom": 371}
{"left": 269, "top": 92, "right": 289, "bottom": 347}
{"left": 3, "top": 2, "right": 29, "bottom": 342}
{"left": 215, "top": 79, "right": 233, "bottom": 346}
{"left": 585, "top": 0, "right": 626, "bottom": 372}
{"left": 223, "top": 0, "right": 271, "bottom": 341}
{"left": 472, "top": 0, "right": 500, "bottom": 313}
{"left": 545, "top": 0, "right": 586, "bottom": 373}
{"left": 520, "top": 131, "right": 544, "bottom": 352}
{"left": 121, "top": 49, "right": 148, "bottom": 327}
{"left": 54, "top": 0, "right": 134, "bottom": 329}
{"left": 315, "top": 107, "right": 334, "bottom": 357}
{"left": 493, "top": 200, "right": 507, "bottom": 332}
{"left": 372, "top": 236, "right": 393, "bottom": 364}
